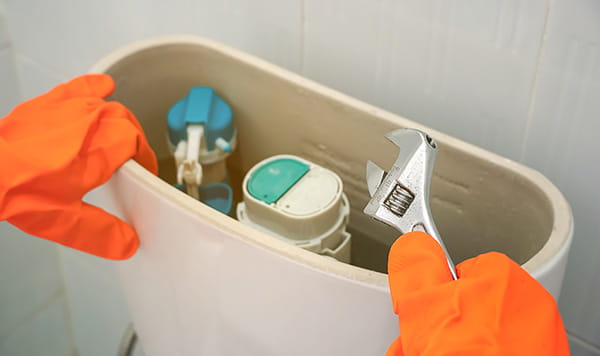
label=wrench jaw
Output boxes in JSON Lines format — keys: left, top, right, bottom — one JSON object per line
{"left": 365, "top": 160, "right": 386, "bottom": 198}
{"left": 364, "top": 128, "right": 435, "bottom": 231}
{"left": 364, "top": 128, "right": 458, "bottom": 279}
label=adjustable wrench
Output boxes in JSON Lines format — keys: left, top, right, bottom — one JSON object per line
{"left": 363, "top": 128, "right": 457, "bottom": 279}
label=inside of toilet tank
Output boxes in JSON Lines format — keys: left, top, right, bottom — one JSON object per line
{"left": 102, "top": 43, "right": 554, "bottom": 273}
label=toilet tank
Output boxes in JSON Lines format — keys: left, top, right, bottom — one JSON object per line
{"left": 87, "top": 36, "right": 573, "bottom": 356}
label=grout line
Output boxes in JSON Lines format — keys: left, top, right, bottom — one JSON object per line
{"left": 0, "top": 3, "right": 12, "bottom": 51}
{"left": 299, "top": 0, "right": 306, "bottom": 74}
{"left": 56, "top": 248, "right": 81, "bottom": 356}
{"left": 8, "top": 47, "right": 24, "bottom": 102}
{"left": 518, "top": 0, "right": 553, "bottom": 163}
{"left": 12, "top": 51, "right": 69, "bottom": 101}
{"left": 0, "top": 289, "right": 65, "bottom": 345}
{"left": 0, "top": 4, "right": 22, "bottom": 101}
{"left": 373, "top": 0, "right": 386, "bottom": 95}
{"left": 568, "top": 332, "right": 600, "bottom": 353}
{"left": 1, "top": 1, "right": 18, "bottom": 57}
{"left": 0, "top": 45, "right": 25, "bottom": 111}
{"left": 16, "top": 51, "right": 69, "bottom": 81}
{"left": 2, "top": 0, "right": 67, "bottom": 84}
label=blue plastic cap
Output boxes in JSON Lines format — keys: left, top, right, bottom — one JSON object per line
{"left": 167, "top": 87, "right": 235, "bottom": 151}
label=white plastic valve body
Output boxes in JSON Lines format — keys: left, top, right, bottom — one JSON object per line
{"left": 172, "top": 131, "right": 237, "bottom": 186}
{"left": 175, "top": 124, "right": 204, "bottom": 199}
{"left": 237, "top": 154, "right": 351, "bottom": 262}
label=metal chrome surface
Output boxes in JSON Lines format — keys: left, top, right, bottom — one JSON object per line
{"left": 364, "top": 128, "right": 457, "bottom": 279}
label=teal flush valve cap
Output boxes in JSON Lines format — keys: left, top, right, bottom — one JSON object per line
{"left": 167, "top": 87, "right": 235, "bottom": 151}
{"left": 247, "top": 158, "right": 309, "bottom": 204}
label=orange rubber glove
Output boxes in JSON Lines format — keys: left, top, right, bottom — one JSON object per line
{"left": 387, "top": 231, "right": 569, "bottom": 356}
{"left": 0, "top": 74, "right": 158, "bottom": 260}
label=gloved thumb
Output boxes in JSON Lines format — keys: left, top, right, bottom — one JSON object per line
{"left": 388, "top": 231, "right": 454, "bottom": 298}
{"left": 386, "top": 232, "right": 457, "bottom": 355}
{"left": 8, "top": 202, "right": 139, "bottom": 260}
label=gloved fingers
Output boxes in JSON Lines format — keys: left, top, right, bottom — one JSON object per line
{"left": 101, "top": 101, "right": 145, "bottom": 132}
{"left": 456, "top": 251, "right": 516, "bottom": 279}
{"left": 455, "top": 252, "right": 569, "bottom": 354}
{"left": 8, "top": 202, "right": 139, "bottom": 260}
{"left": 0, "top": 75, "right": 113, "bottom": 137}
{"left": 387, "top": 235, "right": 570, "bottom": 355}
{"left": 132, "top": 137, "right": 159, "bottom": 176}
{"left": 387, "top": 232, "right": 456, "bottom": 319}
{"left": 456, "top": 251, "right": 561, "bottom": 321}
{"left": 1, "top": 101, "right": 157, "bottom": 211}
{"left": 46, "top": 74, "right": 115, "bottom": 101}
{"left": 68, "top": 115, "right": 156, "bottom": 193}
{"left": 0, "top": 117, "right": 130, "bottom": 204}
{"left": 388, "top": 231, "right": 455, "bottom": 291}
{"left": 94, "top": 101, "right": 159, "bottom": 175}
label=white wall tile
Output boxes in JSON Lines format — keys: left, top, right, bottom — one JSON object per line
{"left": 0, "top": 294, "right": 75, "bottom": 356}
{"left": 140, "top": 0, "right": 304, "bottom": 71}
{"left": 0, "top": 222, "right": 65, "bottom": 340}
{"left": 521, "top": 0, "right": 600, "bottom": 347}
{"left": 15, "top": 54, "right": 67, "bottom": 100}
{"left": 0, "top": 47, "right": 20, "bottom": 116}
{"left": 0, "top": 0, "right": 10, "bottom": 49}
{"left": 221, "top": 0, "right": 303, "bottom": 71}
{"left": 4, "top": 0, "right": 302, "bottom": 78}
{"left": 59, "top": 248, "right": 132, "bottom": 356}
{"left": 304, "top": 0, "right": 549, "bottom": 160}
{"left": 570, "top": 335, "right": 600, "bottom": 356}
{"left": 302, "top": 0, "right": 384, "bottom": 103}
{"left": 4, "top": 0, "right": 143, "bottom": 77}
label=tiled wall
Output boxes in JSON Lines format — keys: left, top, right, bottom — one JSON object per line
{"left": 523, "top": 0, "right": 600, "bottom": 353}
{"left": 0, "top": 2, "right": 18, "bottom": 117}
{"left": 0, "top": 4, "right": 77, "bottom": 356}
{"left": 0, "top": 226, "right": 74, "bottom": 356}
{"left": 1, "top": 0, "right": 599, "bottom": 355}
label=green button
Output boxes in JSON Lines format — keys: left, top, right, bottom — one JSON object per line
{"left": 248, "top": 158, "right": 310, "bottom": 204}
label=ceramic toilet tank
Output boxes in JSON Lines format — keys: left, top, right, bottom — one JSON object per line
{"left": 88, "top": 36, "right": 573, "bottom": 356}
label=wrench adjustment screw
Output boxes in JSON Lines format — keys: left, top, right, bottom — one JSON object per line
{"left": 385, "top": 184, "right": 415, "bottom": 217}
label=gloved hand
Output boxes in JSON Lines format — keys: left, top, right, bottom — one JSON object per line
{"left": 387, "top": 231, "right": 569, "bottom": 356}
{"left": 0, "top": 74, "right": 158, "bottom": 260}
